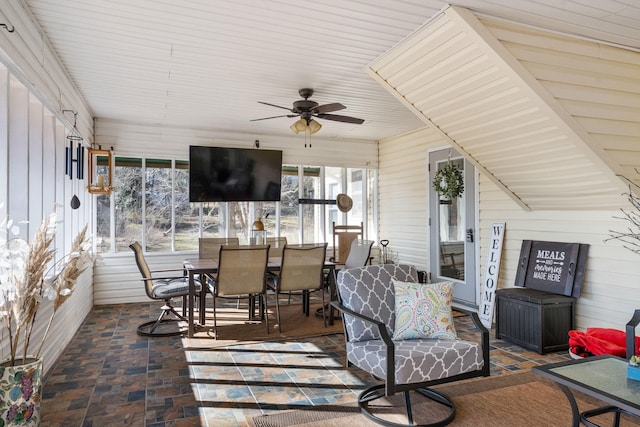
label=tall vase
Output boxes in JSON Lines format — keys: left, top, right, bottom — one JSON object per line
{"left": 0, "top": 357, "right": 42, "bottom": 426}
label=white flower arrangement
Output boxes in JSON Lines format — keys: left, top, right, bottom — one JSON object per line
{"left": 0, "top": 207, "right": 92, "bottom": 366}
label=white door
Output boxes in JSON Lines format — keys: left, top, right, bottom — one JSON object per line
{"left": 429, "top": 148, "right": 477, "bottom": 307}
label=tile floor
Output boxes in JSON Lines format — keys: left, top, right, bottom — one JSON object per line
{"left": 40, "top": 299, "right": 571, "bottom": 427}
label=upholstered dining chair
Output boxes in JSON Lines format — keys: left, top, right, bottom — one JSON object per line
{"left": 129, "top": 242, "right": 204, "bottom": 337}
{"left": 331, "top": 264, "right": 490, "bottom": 426}
{"left": 198, "top": 237, "right": 240, "bottom": 259}
{"left": 267, "top": 243, "right": 328, "bottom": 332}
{"left": 265, "top": 236, "right": 287, "bottom": 258}
{"left": 207, "top": 244, "right": 270, "bottom": 338}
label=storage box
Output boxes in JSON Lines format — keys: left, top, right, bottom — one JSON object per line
{"left": 496, "top": 288, "right": 575, "bottom": 354}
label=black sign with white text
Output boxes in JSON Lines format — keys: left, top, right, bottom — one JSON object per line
{"left": 515, "top": 240, "right": 589, "bottom": 298}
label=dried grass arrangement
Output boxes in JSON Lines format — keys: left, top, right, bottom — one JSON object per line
{"left": 607, "top": 189, "right": 640, "bottom": 255}
{"left": 0, "top": 208, "right": 92, "bottom": 366}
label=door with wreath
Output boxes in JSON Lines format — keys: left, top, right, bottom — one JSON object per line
{"left": 429, "top": 148, "right": 477, "bottom": 307}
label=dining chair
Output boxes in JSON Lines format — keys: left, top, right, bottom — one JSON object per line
{"left": 207, "top": 244, "right": 270, "bottom": 338}
{"left": 199, "top": 237, "right": 240, "bottom": 259}
{"left": 268, "top": 243, "right": 328, "bottom": 332}
{"left": 129, "top": 242, "right": 204, "bottom": 337}
{"left": 265, "top": 236, "right": 287, "bottom": 258}
{"left": 330, "top": 221, "right": 364, "bottom": 264}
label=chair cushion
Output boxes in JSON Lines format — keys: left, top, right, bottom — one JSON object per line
{"left": 152, "top": 278, "right": 202, "bottom": 299}
{"left": 337, "top": 264, "right": 418, "bottom": 343}
{"left": 347, "top": 338, "right": 483, "bottom": 385}
{"left": 393, "top": 281, "right": 457, "bottom": 340}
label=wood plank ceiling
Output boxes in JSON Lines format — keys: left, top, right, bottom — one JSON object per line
{"left": 368, "top": 5, "right": 640, "bottom": 210}
{"left": 17, "top": 0, "right": 640, "bottom": 144}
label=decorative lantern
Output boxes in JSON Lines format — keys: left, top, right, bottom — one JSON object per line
{"left": 251, "top": 210, "right": 266, "bottom": 245}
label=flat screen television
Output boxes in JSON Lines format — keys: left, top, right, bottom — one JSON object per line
{"left": 189, "top": 146, "right": 283, "bottom": 202}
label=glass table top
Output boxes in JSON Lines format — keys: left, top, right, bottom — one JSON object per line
{"left": 548, "top": 357, "right": 640, "bottom": 408}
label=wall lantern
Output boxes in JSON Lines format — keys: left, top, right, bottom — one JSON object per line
{"left": 87, "top": 148, "right": 113, "bottom": 194}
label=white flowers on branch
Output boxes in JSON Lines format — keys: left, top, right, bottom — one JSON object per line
{"left": 0, "top": 208, "right": 92, "bottom": 366}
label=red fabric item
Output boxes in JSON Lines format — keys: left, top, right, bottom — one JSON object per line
{"left": 568, "top": 328, "right": 640, "bottom": 357}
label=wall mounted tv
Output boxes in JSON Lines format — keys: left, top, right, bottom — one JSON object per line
{"left": 189, "top": 146, "right": 283, "bottom": 202}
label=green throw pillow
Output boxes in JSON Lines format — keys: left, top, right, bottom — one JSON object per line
{"left": 392, "top": 281, "right": 457, "bottom": 340}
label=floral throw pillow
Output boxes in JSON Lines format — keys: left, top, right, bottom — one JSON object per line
{"left": 392, "top": 281, "right": 457, "bottom": 340}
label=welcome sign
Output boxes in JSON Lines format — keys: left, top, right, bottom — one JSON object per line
{"left": 514, "top": 240, "right": 589, "bottom": 297}
{"left": 479, "top": 223, "right": 505, "bottom": 329}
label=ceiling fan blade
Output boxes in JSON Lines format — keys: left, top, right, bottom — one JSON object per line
{"left": 316, "top": 113, "right": 364, "bottom": 124}
{"left": 250, "top": 114, "right": 296, "bottom": 121}
{"left": 258, "top": 101, "right": 294, "bottom": 112}
{"left": 311, "top": 103, "right": 346, "bottom": 114}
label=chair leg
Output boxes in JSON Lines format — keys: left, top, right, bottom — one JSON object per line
{"left": 263, "top": 292, "right": 269, "bottom": 334}
{"left": 199, "top": 288, "right": 207, "bottom": 325}
{"left": 359, "top": 384, "right": 456, "bottom": 427}
{"left": 275, "top": 292, "right": 282, "bottom": 333}
{"left": 320, "top": 286, "right": 327, "bottom": 328}
{"left": 404, "top": 390, "right": 414, "bottom": 425}
{"left": 212, "top": 296, "right": 218, "bottom": 339}
{"left": 137, "top": 300, "right": 186, "bottom": 337}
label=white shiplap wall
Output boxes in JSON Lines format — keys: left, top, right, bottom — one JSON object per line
{"left": 0, "top": 61, "right": 93, "bottom": 374}
{"left": 380, "top": 127, "right": 640, "bottom": 330}
{"left": 478, "top": 173, "right": 640, "bottom": 330}
{"left": 378, "top": 127, "right": 435, "bottom": 272}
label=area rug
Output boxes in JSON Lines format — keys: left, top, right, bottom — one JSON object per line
{"left": 184, "top": 301, "right": 344, "bottom": 348}
{"left": 250, "top": 371, "right": 640, "bottom": 426}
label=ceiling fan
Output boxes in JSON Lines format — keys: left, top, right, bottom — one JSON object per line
{"left": 251, "top": 88, "right": 364, "bottom": 134}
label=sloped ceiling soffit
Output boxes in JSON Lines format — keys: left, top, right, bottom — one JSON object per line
{"left": 368, "top": 5, "right": 640, "bottom": 211}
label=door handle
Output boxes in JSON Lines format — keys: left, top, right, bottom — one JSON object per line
{"left": 466, "top": 228, "right": 474, "bottom": 243}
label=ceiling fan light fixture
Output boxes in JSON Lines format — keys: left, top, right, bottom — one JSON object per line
{"left": 290, "top": 118, "right": 307, "bottom": 134}
{"left": 290, "top": 118, "right": 322, "bottom": 135}
{"left": 307, "top": 119, "right": 321, "bottom": 135}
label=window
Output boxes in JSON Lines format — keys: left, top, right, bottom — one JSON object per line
{"left": 114, "top": 157, "right": 143, "bottom": 252}
{"left": 96, "top": 158, "right": 375, "bottom": 253}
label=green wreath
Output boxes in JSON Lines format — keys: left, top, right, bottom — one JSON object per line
{"left": 432, "top": 162, "right": 464, "bottom": 199}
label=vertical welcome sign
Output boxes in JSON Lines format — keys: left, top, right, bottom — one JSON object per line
{"left": 479, "top": 223, "right": 505, "bottom": 329}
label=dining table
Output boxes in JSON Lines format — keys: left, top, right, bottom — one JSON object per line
{"left": 183, "top": 255, "right": 337, "bottom": 337}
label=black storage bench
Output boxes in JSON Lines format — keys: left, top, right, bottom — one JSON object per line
{"left": 496, "top": 288, "right": 575, "bottom": 354}
{"left": 495, "top": 240, "right": 588, "bottom": 354}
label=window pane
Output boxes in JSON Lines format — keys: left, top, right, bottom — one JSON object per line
{"left": 259, "top": 201, "right": 277, "bottom": 239}
{"left": 144, "top": 159, "right": 172, "bottom": 252}
{"left": 302, "top": 169, "right": 322, "bottom": 243}
{"left": 174, "top": 163, "right": 199, "bottom": 251}
{"left": 114, "top": 157, "right": 143, "bottom": 252}
{"left": 347, "top": 168, "right": 364, "bottom": 226}
{"left": 95, "top": 194, "right": 110, "bottom": 253}
{"left": 202, "top": 202, "right": 224, "bottom": 238}
{"left": 280, "top": 167, "right": 299, "bottom": 244}
{"left": 325, "top": 167, "right": 342, "bottom": 233}
{"left": 229, "top": 201, "right": 251, "bottom": 244}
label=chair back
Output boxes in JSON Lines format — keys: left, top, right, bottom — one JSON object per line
{"left": 344, "top": 239, "right": 374, "bottom": 269}
{"left": 214, "top": 245, "right": 270, "bottom": 296}
{"left": 331, "top": 222, "right": 363, "bottom": 264}
{"left": 129, "top": 242, "right": 155, "bottom": 299}
{"left": 266, "top": 237, "right": 287, "bottom": 258}
{"left": 336, "top": 264, "right": 418, "bottom": 343}
{"left": 199, "top": 237, "right": 240, "bottom": 259}
{"left": 278, "top": 243, "right": 328, "bottom": 292}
